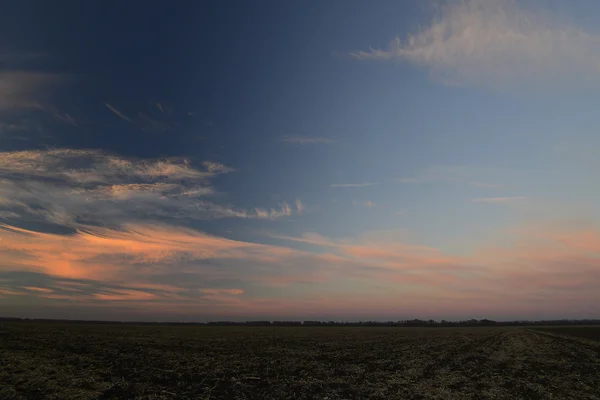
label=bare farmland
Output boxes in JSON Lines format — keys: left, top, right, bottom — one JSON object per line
{"left": 1, "top": 322, "right": 599, "bottom": 399}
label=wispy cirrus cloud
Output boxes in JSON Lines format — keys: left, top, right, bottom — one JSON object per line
{"left": 93, "top": 289, "right": 157, "bottom": 301}
{"left": 0, "top": 217, "right": 473, "bottom": 314}
{"left": 295, "top": 199, "right": 305, "bottom": 214}
{"left": 105, "top": 101, "right": 182, "bottom": 133}
{"left": 0, "top": 271, "right": 243, "bottom": 307}
{"left": 33, "top": 103, "right": 79, "bottom": 128}
{"left": 331, "top": 182, "right": 376, "bottom": 188}
{"left": 200, "top": 288, "right": 244, "bottom": 296}
{"left": 0, "top": 222, "right": 309, "bottom": 281}
{"left": 272, "top": 224, "right": 600, "bottom": 317}
{"left": 0, "top": 148, "right": 302, "bottom": 227}
{"left": 254, "top": 203, "right": 293, "bottom": 219}
{"left": 1, "top": 215, "right": 600, "bottom": 318}
{"left": 0, "top": 50, "right": 77, "bottom": 145}
{"left": 473, "top": 197, "right": 526, "bottom": 204}
{"left": 0, "top": 121, "right": 30, "bottom": 136}
{"left": 22, "top": 286, "right": 53, "bottom": 293}
{"left": 0, "top": 57, "right": 71, "bottom": 138}
{"left": 350, "top": 0, "right": 600, "bottom": 89}
{"left": 105, "top": 103, "right": 133, "bottom": 123}
{"left": 269, "top": 232, "right": 336, "bottom": 248}
{"left": 0, "top": 71, "right": 66, "bottom": 109}
{"left": 469, "top": 182, "right": 500, "bottom": 189}
{"left": 281, "top": 136, "right": 335, "bottom": 145}
{"left": 0, "top": 144, "right": 307, "bottom": 314}
{"left": 0, "top": 221, "right": 338, "bottom": 313}
{"left": 352, "top": 199, "right": 377, "bottom": 208}
{"left": 397, "top": 165, "right": 509, "bottom": 187}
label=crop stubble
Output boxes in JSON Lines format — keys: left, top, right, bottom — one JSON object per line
{"left": 0, "top": 323, "right": 599, "bottom": 399}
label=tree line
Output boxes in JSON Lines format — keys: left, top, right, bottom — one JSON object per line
{"left": 1, "top": 317, "right": 599, "bottom": 327}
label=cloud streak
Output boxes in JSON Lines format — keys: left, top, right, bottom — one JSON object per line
{"left": 0, "top": 71, "right": 66, "bottom": 109}
{"left": 104, "top": 102, "right": 178, "bottom": 132}
{"left": 0, "top": 221, "right": 304, "bottom": 281}
{"left": 473, "top": 197, "right": 526, "bottom": 203}
{"left": 1, "top": 216, "right": 600, "bottom": 319}
{"left": 281, "top": 136, "right": 334, "bottom": 145}
{"left": 0, "top": 149, "right": 302, "bottom": 227}
{"left": 105, "top": 103, "right": 133, "bottom": 123}
{"left": 397, "top": 165, "right": 511, "bottom": 187}
{"left": 331, "top": 182, "right": 376, "bottom": 188}
{"left": 350, "top": 0, "right": 600, "bottom": 89}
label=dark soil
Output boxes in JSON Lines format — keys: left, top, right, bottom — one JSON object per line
{"left": 1, "top": 322, "right": 599, "bottom": 399}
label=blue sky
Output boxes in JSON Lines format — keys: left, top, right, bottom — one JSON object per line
{"left": 1, "top": 0, "right": 600, "bottom": 321}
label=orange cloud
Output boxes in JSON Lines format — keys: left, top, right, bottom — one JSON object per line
{"left": 40, "top": 294, "right": 82, "bottom": 301}
{"left": 0, "top": 221, "right": 328, "bottom": 302}
{"left": 94, "top": 289, "right": 156, "bottom": 301}
{"left": 0, "top": 288, "right": 21, "bottom": 296}
{"left": 340, "top": 243, "right": 457, "bottom": 266}
{"left": 22, "top": 286, "right": 53, "bottom": 293}
{"left": 0, "top": 222, "right": 260, "bottom": 280}
{"left": 270, "top": 232, "right": 336, "bottom": 247}
{"left": 200, "top": 288, "right": 244, "bottom": 295}
{"left": 1, "top": 216, "right": 600, "bottom": 319}
{"left": 125, "top": 283, "right": 184, "bottom": 293}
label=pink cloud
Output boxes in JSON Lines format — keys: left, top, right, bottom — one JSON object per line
{"left": 259, "top": 273, "right": 330, "bottom": 288}
{"left": 270, "top": 232, "right": 336, "bottom": 247}
{"left": 0, "top": 222, "right": 274, "bottom": 281}
{"left": 1, "top": 216, "right": 600, "bottom": 318}
{"left": 22, "top": 286, "right": 53, "bottom": 293}
{"left": 41, "top": 294, "right": 82, "bottom": 301}
{"left": 125, "top": 283, "right": 184, "bottom": 293}
{"left": 200, "top": 288, "right": 244, "bottom": 295}
{"left": 94, "top": 289, "right": 156, "bottom": 301}
{"left": 0, "top": 288, "right": 21, "bottom": 296}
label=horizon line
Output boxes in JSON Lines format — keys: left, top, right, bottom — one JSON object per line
{"left": 2, "top": 316, "right": 599, "bottom": 325}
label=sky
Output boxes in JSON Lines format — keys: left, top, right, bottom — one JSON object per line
{"left": 1, "top": 0, "right": 600, "bottom": 322}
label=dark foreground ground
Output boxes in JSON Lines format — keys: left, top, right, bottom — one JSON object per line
{"left": 1, "top": 323, "right": 600, "bottom": 399}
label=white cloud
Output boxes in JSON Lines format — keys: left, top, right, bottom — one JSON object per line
{"left": 295, "top": 199, "right": 305, "bottom": 214}
{"left": 203, "top": 161, "right": 234, "bottom": 174}
{"left": 350, "top": 0, "right": 600, "bottom": 89}
{"left": 255, "top": 202, "right": 294, "bottom": 220}
{"left": 0, "top": 149, "right": 301, "bottom": 227}
{"left": 0, "top": 149, "right": 217, "bottom": 182}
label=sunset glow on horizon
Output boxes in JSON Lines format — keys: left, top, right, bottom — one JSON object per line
{"left": 1, "top": 0, "right": 600, "bottom": 322}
